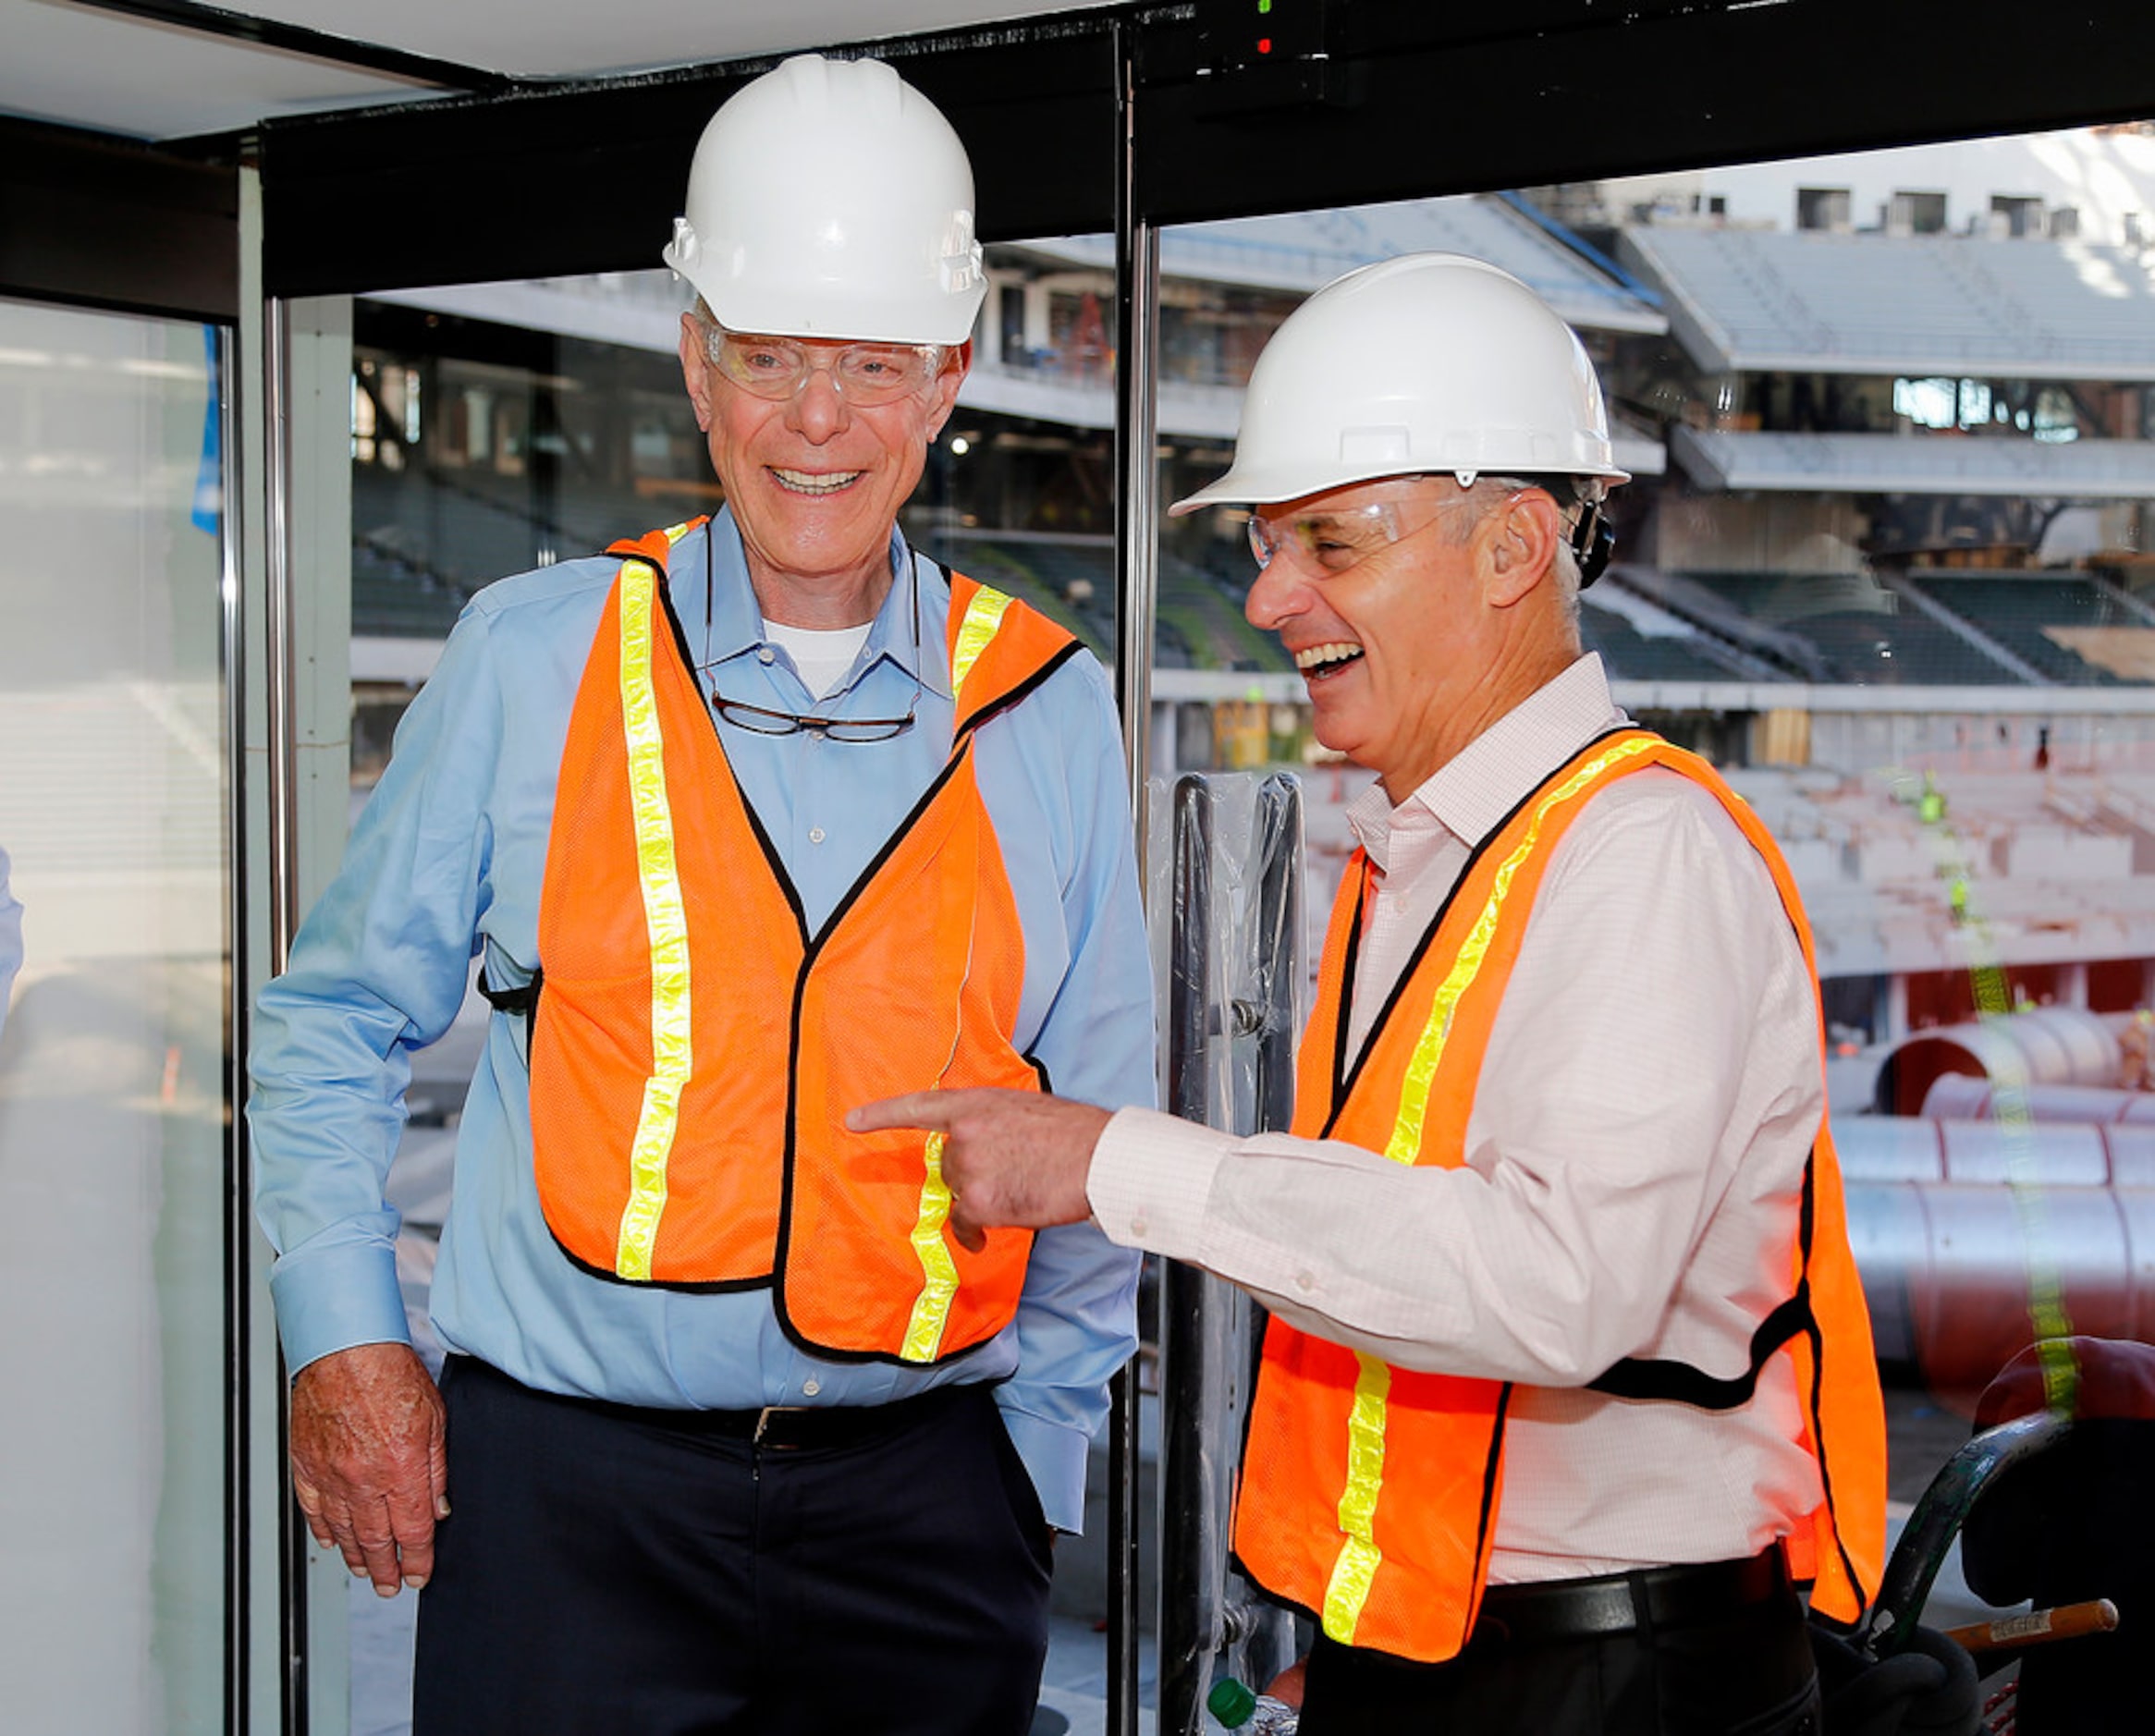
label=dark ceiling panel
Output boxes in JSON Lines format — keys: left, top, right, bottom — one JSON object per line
{"left": 1136, "top": 0, "right": 2155, "bottom": 226}
{"left": 260, "top": 25, "right": 1120, "bottom": 298}
{"left": 0, "top": 116, "right": 238, "bottom": 320}
{"left": 255, "top": 0, "right": 2155, "bottom": 298}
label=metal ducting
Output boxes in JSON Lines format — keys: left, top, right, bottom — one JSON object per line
{"left": 1834, "top": 1116, "right": 2155, "bottom": 1389}
{"left": 1921, "top": 1072, "right": 2155, "bottom": 1126}
{"left": 1870, "top": 1008, "right": 2124, "bottom": 1117}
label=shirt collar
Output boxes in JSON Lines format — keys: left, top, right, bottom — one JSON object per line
{"left": 1350, "top": 653, "right": 1626, "bottom": 858}
{"left": 690, "top": 509, "right": 943, "bottom": 697}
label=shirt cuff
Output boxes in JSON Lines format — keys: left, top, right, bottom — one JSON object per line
{"left": 1086, "top": 1106, "right": 1240, "bottom": 1265}
{"left": 996, "top": 1401, "right": 1093, "bottom": 1534}
{"left": 268, "top": 1237, "right": 413, "bottom": 1376}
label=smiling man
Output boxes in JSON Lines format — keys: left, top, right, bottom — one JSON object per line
{"left": 249, "top": 55, "right": 1152, "bottom": 1736}
{"left": 854, "top": 253, "right": 1888, "bottom": 1735}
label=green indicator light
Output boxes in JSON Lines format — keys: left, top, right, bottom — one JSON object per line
{"left": 1258, "top": 0, "right": 1271, "bottom": 12}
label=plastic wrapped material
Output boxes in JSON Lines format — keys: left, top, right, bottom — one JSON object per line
{"left": 1206, "top": 1677, "right": 1300, "bottom": 1732}
{"left": 1145, "top": 772, "right": 1306, "bottom": 1736}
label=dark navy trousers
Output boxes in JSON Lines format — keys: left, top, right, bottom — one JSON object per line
{"left": 1300, "top": 1568, "right": 1820, "bottom": 1735}
{"left": 411, "top": 1356, "right": 1054, "bottom": 1736}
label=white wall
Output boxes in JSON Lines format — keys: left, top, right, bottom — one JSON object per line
{"left": 1605, "top": 127, "right": 2155, "bottom": 245}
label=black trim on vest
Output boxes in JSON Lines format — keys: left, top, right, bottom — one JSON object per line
{"left": 477, "top": 964, "right": 543, "bottom": 1052}
{"left": 1324, "top": 863, "right": 1367, "bottom": 1113}
{"left": 955, "top": 640, "right": 1084, "bottom": 745}
{"left": 765, "top": 581, "right": 1072, "bottom": 1365}
{"left": 641, "top": 547, "right": 703, "bottom": 696}
{"left": 540, "top": 544, "right": 1064, "bottom": 1361}
{"left": 547, "top": 1230, "right": 777, "bottom": 1296}
{"left": 1225, "top": 1382, "right": 1513, "bottom": 1664}
{"left": 1472, "top": 1382, "right": 1514, "bottom": 1599}
{"left": 805, "top": 748, "right": 972, "bottom": 960}
{"left": 649, "top": 544, "right": 812, "bottom": 947}
{"left": 1319, "top": 725, "right": 1646, "bottom": 1132}
{"left": 1792, "top": 1151, "right": 1869, "bottom": 1613}
{"left": 1320, "top": 727, "right": 1834, "bottom": 1422}
{"left": 765, "top": 742, "right": 1008, "bottom": 1368}
{"left": 1586, "top": 1287, "right": 1816, "bottom": 1410}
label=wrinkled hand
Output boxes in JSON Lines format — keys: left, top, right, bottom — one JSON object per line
{"left": 288, "top": 1341, "right": 448, "bottom": 1597}
{"left": 848, "top": 1088, "right": 1110, "bottom": 1253}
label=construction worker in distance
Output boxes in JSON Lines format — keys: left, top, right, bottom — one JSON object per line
{"left": 249, "top": 55, "right": 1153, "bottom": 1736}
{"left": 855, "top": 252, "right": 1888, "bottom": 1734}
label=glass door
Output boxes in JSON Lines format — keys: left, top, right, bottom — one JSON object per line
{"left": 0, "top": 295, "right": 233, "bottom": 1736}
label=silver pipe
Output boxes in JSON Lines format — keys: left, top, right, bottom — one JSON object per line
{"left": 263, "top": 297, "right": 300, "bottom": 974}
{"left": 1106, "top": 18, "right": 1160, "bottom": 1736}
{"left": 214, "top": 317, "right": 251, "bottom": 1736}
{"left": 1838, "top": 1116, "right": 2155, "bottom": 1385}
{"left": 260, "top": 291, "right": 307, "bottom": 1733}
{"left": 1112, "top": 40, "right": 1159, "bottom": 862}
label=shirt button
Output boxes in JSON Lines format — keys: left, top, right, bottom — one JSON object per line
{"left": 1129, "top": 1216, "right": 1148, "bottom": 1239}
{"left": 757, "top": 647, "right": 776, "bottom": 664}
{"left": 802, "top": 1378, "right": 821, "bottom": 1397}
{"left": 1295, "top": 1271, "right": 1316, "bottom": 1293}
{"left": 809, "top": 826, "right": 826, "bottom": 845}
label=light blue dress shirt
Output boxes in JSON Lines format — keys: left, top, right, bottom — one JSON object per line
{"left": 250, "top": 511, "right": 1156, "bottom": 1530}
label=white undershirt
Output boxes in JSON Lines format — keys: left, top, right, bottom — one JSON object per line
{"left": 763, "top": 618, "right": 872, "bottom": 700}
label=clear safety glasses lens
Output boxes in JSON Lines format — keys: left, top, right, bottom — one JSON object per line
{"left": 1246, "top": 499, "right": 1410, "bottom": 576}
{"left": 711, "top": 331, "right": 945, "bottom": 407}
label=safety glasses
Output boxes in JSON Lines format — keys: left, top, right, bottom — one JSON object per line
{"left": 1247, "top": 480, "right": 1611, "bottom": 587}
{"left": 1246, "top": 487, "right": 1460, "bottom": 578}
{"left": 705, "top": 326, "right": 948, "bottom": 407}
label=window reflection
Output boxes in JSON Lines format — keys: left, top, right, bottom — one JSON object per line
{"left": 0, "top": 296, "right": 228, "bottom": 1735}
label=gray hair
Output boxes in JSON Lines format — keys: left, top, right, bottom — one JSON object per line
{"left": 1432, "top": 473, "right": 1598, "bottom": 634}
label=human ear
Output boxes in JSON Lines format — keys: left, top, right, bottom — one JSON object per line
{"left": 1485, "top": 490, "right": 1563, "bottom": 607}
{"left": 678, "top": 315, "right": 714, "bottom": 432}
{"left": 924, "top": 339, "right": 973, "bottom": 442}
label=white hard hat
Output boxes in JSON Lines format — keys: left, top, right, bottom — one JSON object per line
{"left": 663, "top": 55, "right": 986, "bottom": 346}
{"left": 1170, "top": 252, "right": 1629, "bottom": 515}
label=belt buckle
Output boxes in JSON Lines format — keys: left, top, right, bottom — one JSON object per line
{"left": 753, "top": 1404, "right": 807, "bottom": 1447}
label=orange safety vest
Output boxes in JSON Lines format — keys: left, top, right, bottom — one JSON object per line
{"left": 524, "top": 519, "right": 1082, "bottom": 1364}
{"left": 1232, "top": 727, "right": 1887, "bottom": 1663}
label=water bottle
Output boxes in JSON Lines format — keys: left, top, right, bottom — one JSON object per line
{"left": 1206, "top": 1676, "right": 1300, "bottom": 1733}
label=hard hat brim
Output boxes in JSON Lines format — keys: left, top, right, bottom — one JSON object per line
{"left": 1169, "top": 457, "right": 1632, "bottom": 517}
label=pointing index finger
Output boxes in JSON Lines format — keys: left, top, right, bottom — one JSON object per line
{"left": 846, "top": 1092, "right": 953, "bottom": 1135}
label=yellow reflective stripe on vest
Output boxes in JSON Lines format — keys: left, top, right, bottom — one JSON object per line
{"left": 894, "top": 582, "right": 1018, "bottom": 1358}
{"left": 1383, "top": 733, "right": 1659, "bottom": 1165}
{"left": 613, "top": 550, "right": 695, "bottom": 1281}
{"left": 951, "top": 584, "right": 1014, "bottom": 701}
{"left": 900, "top": 1129, "right": 963, "bottom": 1363}
{"left": 1321, "top": 1351, "right": 1393, "bottom": 1642}
{"left": 1320, "top": 732, "right": 1661, "bottom": 1639}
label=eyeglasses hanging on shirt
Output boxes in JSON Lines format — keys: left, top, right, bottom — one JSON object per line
{"left": 701, "top": 530, "right": 924, "bottom": 744}
{"left": 709, "top": 691, "right": 918, "bottom": 743}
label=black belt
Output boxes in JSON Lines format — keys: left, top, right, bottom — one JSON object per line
{"left": 449, "top": 1356, "right": 976, "bottom": 1453}
{"left": 1471, "top": 1547, "right": 1790, "bottom": 1645}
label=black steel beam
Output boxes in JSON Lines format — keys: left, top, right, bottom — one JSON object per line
{"left": 1133, "top": 0, "right": 2155, "bottom": 227}
{"left": 0, "top": 115, "right": 239, "bottom": 320}
{"left": 59, "top": 0, "right": 519, "bottom": 95}
{"left": 252, "top": 0, "right": 2155, "bottom": 300}
{"left": 258, "top": 25, "right": 1120, "bottom": 299}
